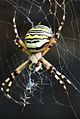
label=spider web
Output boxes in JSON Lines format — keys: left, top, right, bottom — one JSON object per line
{"left": 0, "top": 0, "right": 80, "bottom": 119}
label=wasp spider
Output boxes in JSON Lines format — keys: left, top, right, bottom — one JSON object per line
{"left": 0, "top": 11, "right": 79, "bottom": 100}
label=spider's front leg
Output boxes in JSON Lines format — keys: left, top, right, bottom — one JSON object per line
{"left": 13, "top": 12, "right": 29, "bottom": 55}
{"left": 0, "top": 59, "right": 31, "bottom": 98}
{"left": 40, "top": 57, "right": 79, "bottom": 93}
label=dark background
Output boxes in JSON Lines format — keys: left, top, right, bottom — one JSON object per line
{"left": 0, "top": 0, "right": 80, "bottom": 119}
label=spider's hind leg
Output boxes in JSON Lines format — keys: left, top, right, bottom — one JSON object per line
{"left": 0, "top": 59, "right": 31, "bottom": 98}
{"left": 13, "top": 12, "right": 29, "bottom": 55}
{"left": 1, "top": 71, "right": 18, "bottom": 98}
{"left": 41, "top": 57, "right": 80, "bottom": 93}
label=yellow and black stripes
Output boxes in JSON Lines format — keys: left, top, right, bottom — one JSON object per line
{"left": 13, "top": 13, "right": 55, "bottom": 54}
{"left": 25, "top": 25, "right": 53, "bottom": 39}
{"left": 24, "top": 25, "right": 53, "bottom": 52}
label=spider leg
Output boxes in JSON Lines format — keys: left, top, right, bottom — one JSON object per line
{"left": 55, "top": 2, "right": 66, "bottom": 39}
{"left": 40, "top": 57, "right": 79, "bottom": 93}
{"left": 13, "top": 12, "right": 29, "bottom": 55}
{"left": 0, "top": 59, "right": 31, "bottom": 98}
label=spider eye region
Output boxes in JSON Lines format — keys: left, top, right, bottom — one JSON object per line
{"left": 24, "top": 25, "right": 53, "bottom": 52}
